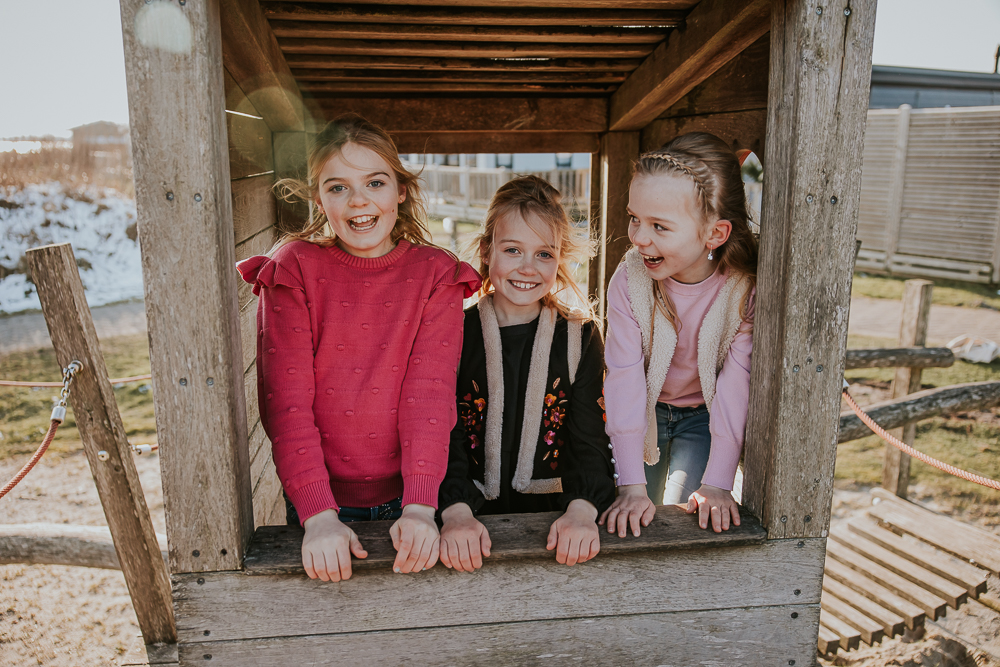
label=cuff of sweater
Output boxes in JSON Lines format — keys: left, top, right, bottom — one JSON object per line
{"left": 610, "top": 433, "right": 647, "bottom": 486}
{"left": 701, "top": 441, "right": 741, "bottom": 491}
{"left": 288, "top": 480, "right": 339, "bottom": 524}
{"left": 402, "top": 474, "right": 442, "bottom": 509}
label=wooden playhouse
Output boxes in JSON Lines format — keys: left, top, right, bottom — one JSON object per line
{"left": 112, "top": 0, "right": 877, "bottom": 663}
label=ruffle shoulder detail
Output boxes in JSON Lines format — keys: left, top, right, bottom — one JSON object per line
{"left": 414, "top": 245, "right": 481, "bottom": 298}
{"left": 235, "top": 245, "right": 306, "bottom": 296}
{"left": 450, "top": 260, "right": 484, "bottom": 298}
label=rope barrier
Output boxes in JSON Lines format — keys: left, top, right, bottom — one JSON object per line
{"left": 842, "top": 388, "right": 1000, "bottom": 491}
{"left": 0, "top": 373, "right": 151, "bottom": 388}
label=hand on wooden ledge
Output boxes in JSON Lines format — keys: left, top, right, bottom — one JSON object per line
{"left": 598, "top": 484, "right": 656, "bottom": 538}
{"left": 301, "top": 508, "right": 367, "bottom": 582}
{"left": 686, "top": 484, "right": 741, "bottom": 533}
{"left": 439, "top": 502, "right": 492, "bottom": 572}
{"left": 547, "top": 499, "right": 600, "bottom": 566}
{"left": 390, "top": 503, "right": 440, "bottom": 574}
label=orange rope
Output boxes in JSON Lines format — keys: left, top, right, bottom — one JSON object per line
{"left": 0, "top": 374, "right": 151, "bottom": 388}
{"left": 842, "top": 389, "right": 1000, "bottom": 491}
{"left": 0, "top": 418, "right": 61, "bottom": 500}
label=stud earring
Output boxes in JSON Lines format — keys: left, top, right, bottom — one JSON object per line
{"left": 707, "top": 248, "right": 714, "bottom": 261}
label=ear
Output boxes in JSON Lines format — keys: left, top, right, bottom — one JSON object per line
{"left": 398, "top": 183, "right": 407, "bottom": 204}
{"left": 479, "top": 239, "right": 491, "bottom": 266}
{"left": 708, "top": 219, "right": 732, "bottom": 250}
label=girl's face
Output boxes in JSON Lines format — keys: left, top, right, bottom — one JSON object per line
{"left": 315, "top": 142, "right": 406, "bottom": 258}
{"left": 627, "top": 173, "right": 731, "bottom": 284}
{"left": 485, "top": 212, "right": 560, "bottom": 325}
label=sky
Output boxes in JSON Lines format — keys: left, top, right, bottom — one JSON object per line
{"left": 0, "top": 0, "right": 999, "bottom": 138}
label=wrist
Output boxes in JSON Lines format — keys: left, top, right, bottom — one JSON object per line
{"left": 302, "top": 508, "right": 341, "bottom": 530}
{"left": 440, "top": 502, "right": 474, "bottom": 523}
{"left": 566, "top": 499, "right": 598, "bottom": 521}
{"left": 401, "top": 503, "right": 436, "bottom": 520}
{"left": 618, "top": 484, "right": 648, "bottom": 497}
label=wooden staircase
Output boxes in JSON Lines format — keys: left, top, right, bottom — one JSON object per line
{"left": 818, "top": 488, "right": 1000, "bottom": 655}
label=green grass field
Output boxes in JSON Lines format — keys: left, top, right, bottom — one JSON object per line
{"left": 853, "top": 272, "right": 1000, "bottom": 310}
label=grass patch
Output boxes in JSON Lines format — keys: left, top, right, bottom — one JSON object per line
{"left": 852, "top": 272, "right": 1000, "bottom": 310}
{"left": 845, "top": 333, "right": 1000, "bottom": 389}
{"left": 0, "top": 334, "right": 156, "bottom": 459}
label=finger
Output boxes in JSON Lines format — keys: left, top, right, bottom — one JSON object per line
{"left": 556, "top": 532, "right": 570, "bottom": 565}
{"left": 579, "top": 536, "right": 597, "bottom": 564}
{"left": 303, "top": 550, "right": 317, "bottom": 580}
{"left": 546, "top": 522, "right": 558, "bottom": 551}
{"left": 598, "top": 507, "right": 610, "bottom": 526}
{"left": 349, "top": 533, "right": 368, "bottom": 559}
{"left": 394, "top": 528, "right": 414, "bottom": 573}
{"left": 427, "top": 537, "right": 440, "bottom": 570}
{"left": 412, "top": 535, "right": 433, "bottom": 573}
{"left": 439, "top": 539, "right": 453, "bottom": 569}
{"left": 617, "top": 508, "right": 629, "bottom": 538}
{"left": 402, "top": 534, "right": 425, "bottom": 573}
{"left": 710, "top": 504, "right": 722, "bottom": 533}
{"left": 565, "top": 535, "right": 581, "bottom": 567}
{"left": 337, "top": 543, "right": 353, "bottom": 581}
{"left": 322, "top": 551, "right": 337, "bottom": 583}
{"left": 721, "top": 506, "right": 731, "bottom": 532}
{"left": 470, "top": 537, "right": 483, "bottom": 570}
{"left": 480, "top": 529, "right": 492, "bottom": 558}
{"left": 699, "top": 498, "right": 710, "bottom": 529}
{"left": 389, "top": 522, "right": 401, "bottom": 550}
{"left": 628, "top": 509, "right": 641, "bottom": 538}
{"left": 458, "top": 537, "right": 474, "bottom": 572}
{"left": 606, "top": 507, "right": 621, "bottom": 534}
{"left": 731, "top": 504, "right": 741, "bottom": 527}
{"left": 686, "top": 495, "right": 698, "bottom": 514}
{"left": 589, "top": 535, "right": 601, "bottom": 561}
{"left": 642, "top": 501, "right": 656, "bottom": 526}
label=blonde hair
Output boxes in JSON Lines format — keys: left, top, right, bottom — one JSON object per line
{"left": 272, "top": 113, "right": 432, "bottom": 249}
{"left": 633, "top": 132, "right": 758, "bottom": 331}
{"left": 475, "top": 175, "right": 595, "bottom": 323}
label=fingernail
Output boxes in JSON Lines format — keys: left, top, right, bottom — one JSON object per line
{"left": 421, "top": 567, "right": 426, "bottom": 571}
{"left": 394, "top": 567, "right": 400, "bottom": 573}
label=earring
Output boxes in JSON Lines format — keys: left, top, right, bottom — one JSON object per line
{"left": 707, "top": 248, "right": 714, "bottom": 261}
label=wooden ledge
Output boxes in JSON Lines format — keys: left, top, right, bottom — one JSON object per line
{"left": 243, "top": 505, "right": 765, "bottom": 575}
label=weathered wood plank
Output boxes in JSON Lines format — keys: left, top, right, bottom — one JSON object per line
{"left": 240, "top": 295, "right": 258, "bottom": 374}
{"left": 247, "top": 420, "right": 270, "bottom": 484}
{"left": 312, "top": 97, "right": 607, "bottom": 133}
{"left": 261, "top": 2, "right": 687, "bottom": 27}
{"left": 300, "top": 81, "right": 618, "bottom": 94}
{"left": 245, "top": 505, "right": 766, "bottom": 574}
{"left": 119, "top": 637, "right": 179, "bottom": 667}
{"left": 265, "top": 0, "right": 695, "bottom": 6}
{"left": 641, "top": 108, "right": 767, "bottom": 157}
{"left": 822, "top": 577, "right": 906, "bottom": 638}
{"left": 270, "top": 21, "right": 668, "bottom": 43}
{"left": 176, "top": 538, "right": 823, "bottom": 643}
{"left": 236, "top": 226, "right": 279, "bottom": 310}
{"left": 251, "top": 448, "right": 283, "bottom": 529}
{"left": 244, "top": 364, "right": 259, "bottom": 436}
{"left": 609, "top": 0, "right": 771, "bottom": 131}
{"left": 820, "top": 610, "right": 862, "bottom": 651}
{"left": 220, "top": 0, "right": 306, "bottom": 132}
{"left": 838, "top": 381, "right": 1000, "bottom": 443}
{"left": 741, "top": 0, "right": 880, "bottom": 538}
{"left": 178, "top": 604, "right": 819, "bottom": 666}
{"left": 226, "top": 112, "right": 274, "bottom": 180}
{"left": 824, "top": 556, "right": 925, "bottom": 630}
{"left": 869, "top": 488, "right": 1000, "bottom": 575}
{"left": 821, "top": 591, "right": 884, "bottom": 645}
{"left": 119, "top": 0, "right": 253, "bottom": 574}
{"left": 818, "top": 624, "right": 841, "bottom": 654}
{"left": 291, "top": 68, "right": 628, "bottom": 84}
{"left": 844, "top": 346, "right": 954, "bottom": 370}
{"left": 285, "top": 53, "right": 643, "bottom": 72}
{"left": 26, "top": 244, "right": 175, "bottom": 642}
{"left": 278, "top": 37, "right": 655, "bottom": 59}
{"left": 390, "top": 131, "right": 600, "bottom": 154}
{"left": 232, "top": 175, "right": 277, "bottom": 246}
{"left": 847, "top": 519, "right": 989, "bottom": 597}
{"left": 271, "top": 131, "right": 311, "bottom": 234}
{"left": 0, "top": 523, "right": 167, "bottom": 571}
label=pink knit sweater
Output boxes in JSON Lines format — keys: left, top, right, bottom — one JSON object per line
{"left": 237, "top": 239, "right": 480, "bottom": 522}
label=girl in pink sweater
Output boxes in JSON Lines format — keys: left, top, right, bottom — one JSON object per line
{"left": 237, "top": 114, "right": 479, "bottom": 582}
{"left": 600, "top": 133, "right": 758, "bottom": 535}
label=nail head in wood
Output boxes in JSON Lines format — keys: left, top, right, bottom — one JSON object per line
{"left": 97, "top": 451, "right": 109, "bottom": 462}
{"left": 194, "top": 193, "right": 202, "bottom": 202}
{"left": 166, "top": 192, "right": 174, "bottom": 201}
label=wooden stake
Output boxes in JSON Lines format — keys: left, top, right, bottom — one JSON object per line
{"left": 883, "top": 279, "right": 933, "bottom": 498}
{"left": 25, "top": 243, "right": 176, "bottom": 645}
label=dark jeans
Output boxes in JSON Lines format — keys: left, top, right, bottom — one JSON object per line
{"left": 645, "top": 403, "right": 711, "bottom": 505}
{"left": 286, "top": 494, "right": 403, "bottom": 525}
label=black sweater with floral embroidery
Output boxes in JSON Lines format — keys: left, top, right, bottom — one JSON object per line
{"left": 439, "top": 306, "right": 615, "bottom": 515}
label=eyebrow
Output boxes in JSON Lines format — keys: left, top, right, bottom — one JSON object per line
{"left": 322, "top": 170, "right": 390, "bottom": 186}
{"left": 627, "top": 208, "right": 674, "bottom": 225}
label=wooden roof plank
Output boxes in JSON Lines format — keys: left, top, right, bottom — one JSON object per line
{"left": 391, "top": 131, "right": 600, "bottom": 153}
{"left": 277, "top": 37, "right": 655, "bottom": 59}
{"left": 270, "top": 20, "right": 669, "bottom": 43}
{"left": 285, "top": 53, "right": 643, "bottom": 71}
{"left": 609, "top": 0, "right": 770, "bottom": 131}
{"left": 291, "top": 68, "right": 628, "bottom": 83}
{"left": 300, "top": 81, "right": 618, "bottom": 94}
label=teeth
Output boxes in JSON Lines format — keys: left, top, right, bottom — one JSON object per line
{"left": 641, "top": 253, "right": 663, "bottom": 264}
{"left": 511, "top": 281, "right": 539, "bottom": 290}
{"left": 348, "top": 215, "right": 378, "bottom": 231}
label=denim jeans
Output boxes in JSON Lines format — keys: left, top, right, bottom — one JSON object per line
{"left": 286, "top": 494, "right": 403, "bottom": 525}
{"left": 645, "top": 403, "right": 711, "bottom": 505}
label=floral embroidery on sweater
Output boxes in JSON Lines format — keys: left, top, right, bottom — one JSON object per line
{"left": 459, "top": 380, "right": 487, "bottom": 466}
{"left": 541, "top": 380, "right": 568, "bottom": 470}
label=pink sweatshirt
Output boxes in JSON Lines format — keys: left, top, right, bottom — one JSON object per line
{"left": 604, "top": 263, "right": 753, "bottom": 490}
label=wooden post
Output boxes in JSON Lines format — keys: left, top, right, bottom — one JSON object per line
{"left": 742, "top": 0, "right": 877, "bottom": 538}
{"left": 25, "top": 243, "right": 176, "bottom": 645}
{"left": 883, "top": 279, "right": 933, "bottom": 498}
{"left": 884, "top": 104, "right": 912, "bottom": 270}
{"left": 119, "top": 0, "right": 253, "bottom": 573}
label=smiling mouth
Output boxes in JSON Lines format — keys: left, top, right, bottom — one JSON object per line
{"left": 509, "top": 280, "right": 540, "bottom": 291}
{"left": 640, "top": 253, "right": 664, "bottom": 267}
{"left": 348, "top": 214, "right": 378, "bottom": 232}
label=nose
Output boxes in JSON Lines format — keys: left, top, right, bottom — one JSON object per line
{"left": 631, "top": 225, "right": 651, "bottom": 247}
{"left": 348, "top": 187, "right": 370, "bottom": 208}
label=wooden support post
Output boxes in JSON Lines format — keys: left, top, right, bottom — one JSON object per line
{"left": 883, "top": 280, "right": 933, "bottom": 498}
{"left": 119, "top": 0, "right": 253, "bottom": 573}
{"left": 742, "top": 0, "right": 877, "bottom": 538}
{"left": 588, "top": 132, "right": 640, "bottom": 322}
{"left": 884, "top": 104, "right": 912, "bottom": 269}
{"left": 25, "top": 243, "right": 176, "bottom": 645}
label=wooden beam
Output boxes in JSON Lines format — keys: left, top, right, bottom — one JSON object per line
{"left": 300, "top": 81, "right": 618, "bottom": 94}
{"left": 844, "top": 346, "right": 954, "bottom": 370}
{"left": 389, "top": 131, "right": 600, "bottom": 154}
{"left": 275, "top": 0, "right": 694, "bottom": 5}
{"left": 641, "top": 109, "right": 766, "bottom": 156}
{"left": 285, "top": 53, "right": 643, "bottom": 71}
{"left": 0, "top": 523, "right": 168, "bottom": 571}
{"left": 270, "top": 20, "right": 669, "bottom": 43}
{"left": 261, "top": 2, "right": 687, "bottom": 27}
{"left": 277, "top": 37, "right": 655, "bottom": 59}
{"left": 609, "top": 0, "right": 771, "bottom": 131}
{"left": 119, "top": 0, "right": 254, "bottom": 573}
{"left": 219, "top": 0, "right": 308, "bottom": 132}
{"left": 741, "top": 0, "right": 877, "bottom": 539}
{"left": 313, "top": 97, "right": 607, "bottom": 133}
{"left": 26, "top": 243, "right": 175, "bottom": 643}
{"left": 291, "top": 68, "right": 628, "bottom": 83}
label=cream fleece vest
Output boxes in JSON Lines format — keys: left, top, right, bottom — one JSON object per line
{"left": 623, "top": 248, "right": 750, "bottom": 465}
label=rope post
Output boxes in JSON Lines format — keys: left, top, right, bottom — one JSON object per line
{"left": 883, "top": 279, "right": 933, "bottom": 498}
{"left": 24, "top": 243, "right": 176, "bottom": 645}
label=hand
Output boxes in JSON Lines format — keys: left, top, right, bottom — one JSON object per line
{"left": 390, "top": 503, "right": 440, "bottom": 573}
{"left": 686, "top": 484, "right": 742, "bottom": 532}
{"left": 301, "top": 509, "right": 367, "bottom": 582}
{"left": 547, "top": 499, "right": 600, "bottom": 566}
{"left": 439, "top": 503, "right": 492, "bottom": 572}
{"left": 598, "top": 484, "right": 656, "bottom": 537}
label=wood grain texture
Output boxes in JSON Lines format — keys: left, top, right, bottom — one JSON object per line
{"left": 823, "top": 556, "right": 925, "bottom": 630}
{"left": 0, "top": 523, "right": 167, "bottom": 571}
{"left": 741, "top": 0, "right": 878, "bottom": 538}
{"left": 291, "top": 68, "right": 628, "bottom": 83}
{"left": 278, "top": 37, "right": 654, "bottom": 59}
{"left": 300, "top": 81, "right": 618, "bottom": 94}
{"left": 231, "top": 175, "right": 278, "bottom": 246}
{"left": 821, "top": 611, "right": 862, "bottom": 651}
{"left": 239, "top": 295, "right": 258, "bottom": 374}
{"left": 25, "top": 244, "right": 175, "bottom": 642}
{"left": 844, "top": 346, "right": 953, "bottom": 370}
{"left": 822, "top": 576, "right": 906, "bottom": 638}
{"left": 260, "top": 2, "right": 687, "bottom": 27}
{"left": 220, "top": 0, "right": 307, "bottom": 132}
{"left": 251, "top": 448, "right": 283, "bottom": 529}
{"left": 838, "top": 381, "right": 1000, "bottom": 443}
{"left": 226, "top": 112, "right": 274, "bottom": 180}
{"left": 821, "top": 591, "right": 884, "bottom": 645}
{"left": 285, "top": 53, "right": 643, "bottom": 72}
{"left": 270, "top": 21, "right": 668, "bottom": 43}
{"left": 640, "top": 108, "right": 766, "bottom": 156}
{"left": 388, "top": 131, "right": 599, "bottom": 154}
{"left": 266, "top": 0, "right": 695, "bottom": 5}
{"left": 119, "top": 0, "right": 253, "bottom": 574}
{"left": 817, "top": 624, "right": 841, "bottom": 654}
{"left": 236, "top": 226, "right": 279, "bottom": 310}
{"left": 609, "top": 0, "right": 771, "bottom": 131}
{"left": 869, "top": 488, "right": 1000, "bottom": 575}
{"left": 312, "top": 97, "right": 607, "bottom": 133}
{"left": 175, "top": 538, "right": 823, "bottom": 643}
{"left": 245, "top": 504, "right": 766, "bottom": 574}
{"left": 244, "top": 364, "right": 259, "bottom": 436}
{"left": 177, "top": 604, "right": 819, "bottom": 666}
{"left": 588, "top": 150, "right": 604, "bottom": 318}
{"left": 271, "top": 131, "right": 311, "bottom": 235}
{"left": 590, "top": 132, "right": 640, "bottom": 316}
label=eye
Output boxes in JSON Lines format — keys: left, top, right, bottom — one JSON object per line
{"left": 504, "top": 247, "right": 520, "bottom": 255}
{"left": 653, "top": 222, "right": 666, "bottom": 232}
{"left": 628, "top": 215, "right": 639, "bottom": 225}
{"left": 368, "top": 179, "right": 385, "bottom": 188}
{"left": 538, "top": 251, "right": 554, "bottom": 260}
{"left": 328, "top": 184, "right": 346, "bottom": 193}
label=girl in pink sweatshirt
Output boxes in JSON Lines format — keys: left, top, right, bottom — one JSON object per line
{"left": 237, "top": 114, "right": 479, "bottom": 582}
{"left": 600, "top": 133, "right": 758, "bottom": 535}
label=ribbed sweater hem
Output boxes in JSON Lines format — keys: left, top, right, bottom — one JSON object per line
{"left": 325, "top": 239, "right": 411, "bottom": 269}
{"left": 402, "top": 474, "right": 442, "bottom": 509}
{"left": 332, "top": 478, "right": 405, "bottom": 509}
{"left": 289, "top": 480, "right": 339, "bottom": 524}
